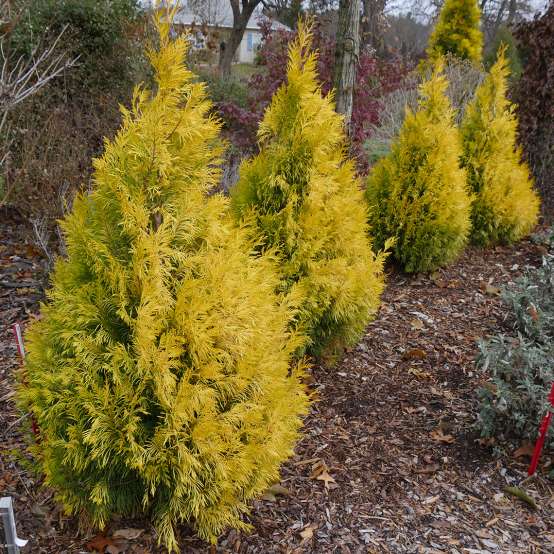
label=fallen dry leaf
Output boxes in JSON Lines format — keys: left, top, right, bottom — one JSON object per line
{"left": 112, "top": 528, "right": 144, "bottom": 540}
{"left": 527, "top": 304, "right": 539, "bottom": 322}
{"left": 410, "top": 318, "right": 425, "bottom": 331}
{"left": 430, "top": 386, "right": 455, "bottom": 400}
{"left": 480, "top": 281, "right": 501, "bottom": 296}
{"left": 299, "top": 523, "right": 318, "bottom": 541}
{"left": 261, "top": 483, "right": 291, "bottom": 501}
{"left": 316, "top": 471, "right": 336, "bottom": 487}
{"left": 430, "top": 272, "right": 447, "bottom": 288}
{"left": 86, "top": 534, "right": 117, "bottom": 553}
{"left": 310, "top": 460, "right": 337, "bottom": 488}
{"left": 408, "top": 367, "right": 432, "bottom": 379}
{"left": 310, "top": 460, "right": 327, "bottom": 478}
{"left": 403, "top": 348, "right": 427, "bottom": 360}
{"left": 514, "top": 443, "right": 535, "bottom": 459}
{"left": 431, "top": 428, "right": 455, "bottom": 444}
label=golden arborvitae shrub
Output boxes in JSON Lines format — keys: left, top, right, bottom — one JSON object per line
{"left": 427, "top": 0, "right": 483, "bottom": 64}
{"left": 460, "top": 47, "right": 540, "bottom": 245}
{"left": 230, "top": 23, "right": 386, "bottom": 358}
{"left": 17, "top": 11, "right": 309, "bottom": 552}
{"left": 366, "top": 61, "right": 472, "bottom": 273}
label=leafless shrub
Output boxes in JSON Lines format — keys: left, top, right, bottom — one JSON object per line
{"left": 365, "top": 56, "right": 486, "bottom": 164}
{"left": 28, "top": 170, "right": 75, "bottom": 266}
{"left": 219, "top": 153, "right": 241, "bottom": 194}
{"left": 0, "top": 3, "right": 77, "bottom": 207}
{"left": 31, "top": 215, "right": 55, "bottom": 270}
{"left": 0, "top": 27, "right": 76, "bottom": 129}
{"left": 441, "top": 55, "right": 487, "bottom": 123}
{"left": 8, "top": 96, "right": 117, "bottom": 222}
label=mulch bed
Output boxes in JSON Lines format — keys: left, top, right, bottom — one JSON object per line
{"left": 1, "top": 207, "right": 553, "bottom": 554}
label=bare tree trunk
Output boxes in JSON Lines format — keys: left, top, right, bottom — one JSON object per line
{"left": 218, "top": 0, "right": 260, "bottom": 78}
{"left": 492, "top": 0, "right": 509, "bottom": 34}
{"left": 334, "top": 0, "right": 361, "bottom": 130}
{"left": 507, "top": 0, "right": 517, "bottom": 23}
{"left": 361, "top": 0, "right": 386, "bottom": 53}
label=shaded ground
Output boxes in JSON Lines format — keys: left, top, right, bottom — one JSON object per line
{"left": 1, "top": 207, "right": 553, "bottom": 554}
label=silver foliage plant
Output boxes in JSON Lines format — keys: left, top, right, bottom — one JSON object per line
{"left": 477, "top": 240, "right": 554, "bottom": 450}
{"left": 365, "top": 55, "right": 485, "bottom": 165}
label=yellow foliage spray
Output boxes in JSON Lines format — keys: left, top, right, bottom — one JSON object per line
{"left": 461, "top": 46, "right": 540, "bottom": 245}
{"left": 231, "top": 22, "right": 387, "bottom": 359}
{"left": 366, "top": 60, "right": 472, "bottom": 273}
{"left": 17, "top": 9, "right": 309, "bottom": 551}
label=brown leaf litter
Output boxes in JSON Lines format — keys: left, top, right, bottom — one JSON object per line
{"left": 1, "top": 208, "right": 553, "bottom": 553}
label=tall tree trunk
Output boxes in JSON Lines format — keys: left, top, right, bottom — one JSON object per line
{"left": 361, "top": 0, "right": 386, "bottom": 53}
{"left": 334, "top": 0, "right": 361, "bottom": 130}
{"left": 218, "top": 0, "right": 260, "bottom": 78}
{"left": 507, "top": 0, "right": 517, "bottom": 23}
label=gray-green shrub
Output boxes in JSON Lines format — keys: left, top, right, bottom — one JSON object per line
{"left": 477, "top": 248, "right": 554, "bottom": 449}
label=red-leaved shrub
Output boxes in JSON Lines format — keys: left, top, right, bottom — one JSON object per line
{"left": 515, "top": 5, "right": 554, "bottom": 220}
{"left": 215, "top": 19, "right": 410, "bottom": 172}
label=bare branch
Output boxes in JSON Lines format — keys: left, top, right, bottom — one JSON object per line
{"left": 0, "top": 9, "right": 78, "bottom": 177}
{"left": 0, "top": 24, "right": 78, "bottom": 120}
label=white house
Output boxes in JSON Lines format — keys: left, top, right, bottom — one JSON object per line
{"left": 140, "top": 1, "right": 290, "bottom": 64}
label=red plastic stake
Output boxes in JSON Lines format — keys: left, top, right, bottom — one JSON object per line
{"left": 528, "top": 381, "right": 554, "bottom": 476}
{"left": 11, "top": 322, "right": 40, "bottom": 440}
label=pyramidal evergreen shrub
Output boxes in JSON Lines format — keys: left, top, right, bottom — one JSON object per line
{"left": 17, "top": 12, "right": 309, "bottom": 552}
{"left": 460, "top": 47, "right": 540, "bottom": 246}
{"left": 427, "top": 0, "right": 483, "bottom": 64}
{"left": 366, "top": 60, "right": 472, "bottom": 273}
{"left": 231, "top": 23, "right": 387, "bottom": 358}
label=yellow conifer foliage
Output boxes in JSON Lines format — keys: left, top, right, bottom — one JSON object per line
{"left": 17, "top": 10, "right": 309, "bottom": 552}
{"left": 461, "top": 47, "right": 540, "bottom": 245}
{"left": 366, "top": 61, "right": 472, "bottom": 273}
{"left": 427, "top": 0, "right": 483, "bottom": 64}
{"left": 231, "top": 23, "right": 387, "bottom": 358}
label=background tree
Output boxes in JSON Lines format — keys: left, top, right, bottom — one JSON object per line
{"left": 263, "top": 0, "right": 304, "bottom": 28}
{"left": 479, "top": 0, "right": 536, "bottom": 41}
{"left": 361, "top": 0, "right": 387, "bottom": 53}
{"left": 334, "top": 0, "right": 361, "bottom": 128}
{"left": 188, "top": 0, "right": 228, "bottom": 26}
{"left": 219, "top": 0, "right": 262, "bottom": 77}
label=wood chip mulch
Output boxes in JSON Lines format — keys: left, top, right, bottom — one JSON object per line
{"left": 1, "top": 207, "right": 553, "bottom": 554}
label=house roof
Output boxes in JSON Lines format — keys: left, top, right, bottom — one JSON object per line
{"left": 139, "top": 1, "right": 290, "bottom": 32}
